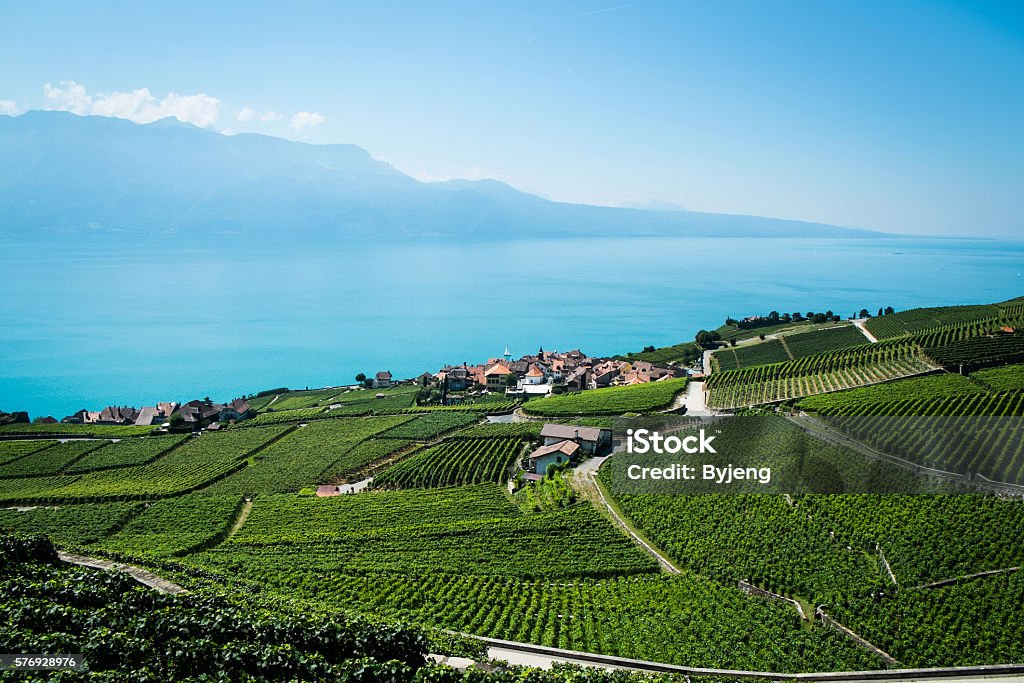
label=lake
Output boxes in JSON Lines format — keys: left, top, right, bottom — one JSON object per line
{"left": 2, "top": 235, "right": 1022, "bottom": 419}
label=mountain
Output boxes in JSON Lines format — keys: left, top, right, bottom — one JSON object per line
{"left": 620, "top": 199, "right": 689, "bottom": 212}
{"left": 0, "top": 111, "right": 880, "bottom": 240}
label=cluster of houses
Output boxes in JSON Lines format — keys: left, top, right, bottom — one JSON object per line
{"left": 60, "top": 398, "right": 253, "bottom": 429}
{"left": 436, "top": 347, "right": 677, "bottom": 400}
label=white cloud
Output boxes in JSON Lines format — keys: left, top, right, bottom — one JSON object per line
{"left": 42, "top": 81, "right": 221, "bottom": 127}
{"left": 236, "top": 107, "right": 282, "bottom": 123}
{"left": 0, "top": 99, "right": 19, "bottom": 115}
{"left": 290, "top": 111, "right": 325, "bottom": 131}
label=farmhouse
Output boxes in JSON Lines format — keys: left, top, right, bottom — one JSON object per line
{"left": 525, "top": 439, "right": 579, "bottom": 476}
{"left": 484, "top": 362, "right": 515, "bottom": 391}
{"left": 220, "top": 398, "right": 253, "bottom": 422}
{"left": 373, "top": 371, "right": 394, "bottom": 389}
{"left": 540, "top": 423, "right": 612, "bottom": 455}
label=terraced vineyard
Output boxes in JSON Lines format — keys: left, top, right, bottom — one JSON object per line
{"left": 0, "top": 439, "right": 108, "bottom": 477}
{"left": 456, "top": 421, "right": 545, "bottom": 438}
{"left": 372, "top": 437, "right": 523, "bottom": 489}
{"left": 96, "top": 494, "right": 245, "bottom": 557}
{"left": 972, "top": 363, "right": 1024, "bottom": 391}
{"left": 0, "top": 426, "right": 288, "bottom": 503}
{"left": 0, "top": 423, "right": 155, "bottom": 437}
{"left": 66, "top": 435, "right": 188, "bottom": 472}
{"left": 0, "top": 440, "right": 55, "bottom": 466}
{"left": 864, "top": 303, "right": 1006, "bottom": 339}
{"left": 243, "top": 407, "right": 327, "bottom": 425}
{"left": 375, "top": 411, "right": 481, "bottom": 440}
{"left": 202, "top": 416, "right": 412, "bottom": 495}
{"left": 317, "top": 437, "right": 415, "bottom": 482}
{"left": 523, "top": 378, "right": 687, "bottom": 416}
{"left": 715, "top": 339, "right": 790, "bottom": 371}
{"left": 0, "top": 501, "right": 144, "bottom": 545}
{"left": 706, "top": 339, "right": 935, "bottom": 409}
{"left": 784, "top": 325, "right": 870, "bottom": 358}
{"left": 796, "top": 373, "right": 984, "bottom": 413}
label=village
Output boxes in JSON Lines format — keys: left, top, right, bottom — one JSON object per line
{"left": 434, "top": 346, "right": 682, "bottom": 401}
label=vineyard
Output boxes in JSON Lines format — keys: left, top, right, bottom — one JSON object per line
{"left": 714, "top": 339, "right": 790, "bottom": 371}
{"left": 189, "top": 556, "right": 878, "bottom": 672}
{"left": 317, "top": 438, "right": 415, "bottom": 482}
{"left": 372, "top": 437, "right": 523, "bottom": 489}
{"left": 242, "top": 406, "right": 327, "bottom": 426}
{"left": 230, "top": 484, "right": 521, "bottom": 543}
{"left": 705, "top": 339, "right": 935, "bottom": 409}
{"left": 0, "top": 423, "right": 156, "bottom": 437}
{"left": 796, "top": 373, "right": 984, "bottom": 412}
{"left": 522, "top": 378, "right": 687, "bottom": 416}
{"left": 0, "top": 502, "right": 144, "bottom": 545}
{"left": 0, "top": 440, "right": 56, "bottom": 466}
{"left": 0, "top": 439, "right": 108, "bottom": 477}
{"left": 96, "top": 494, "right": 245, "bottom": 557}
{"left": 202, "top": 416, "right": 412, "bottom": 496}
{"left": 0, "top": 426, "right": 288, "bottom": 503}
{"left": 972, "top": 363, "right": 1024, "bottom": 392}
{"left": 66, "top": 435, "right": 188, "bottom": 472}
{"left": 376, "top": 411, "right": 481, "bottom": 440}
{"left": 784, "top": 325, "right": 870, "bottom": 359}
{"left": 863, "top": 303, "right": 1006, "bottom": 339}
{"left": 0, "top": 535, "right": 428, "bottom": 681}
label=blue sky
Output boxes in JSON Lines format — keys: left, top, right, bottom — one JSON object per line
{"left": 1, "top": 1, "right": 1022, "bottom": 236}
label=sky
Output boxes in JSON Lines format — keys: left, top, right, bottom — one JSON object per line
{"left": 1, "top": 1, "right": 1022, "bottom": 236}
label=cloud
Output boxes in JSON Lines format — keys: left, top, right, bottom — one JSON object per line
{"left": 235, "top": 107, "right": 281, "bottom": 123}
{"left": 290, "top": 111, "right": 325, "bottom": 131}
{"left": 0, "top": 99, "right": 19, "bottom": 115}
{"left": 42, "top": 81, "right": 221, "bottom": 127}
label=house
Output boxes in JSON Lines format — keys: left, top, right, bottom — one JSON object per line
{"left": 524, "top": 363, "right": 547, "bottom": 385}
{"left": 0, "top": 409, "right": 29, "bottom": 425}
{"left": 173, "top": 400, "right": 223, "bottom": 428}
{"left": 526, "top": 439, "right": 579, "bottom": 475}
{"left": 564, "top": 366, "right": 590, "bottom": 392}
{"left": 96, "top": 406, "right": 141, "bottom": 425}
{"left": 415, "top": 372, "right": 434, "bottom": 386}
{"left": 373, "top": 371, "right": 394, "bottom": 389}
{"left": 540, "top": 423, "right": 612, "bottom": 455}
{"left": 134, "top": 401, "right": 178, "bottom": 426}
{"left": 484, "top": 362, "right": 515, "bottom": 391}
{"left": 62, "top": 409, "right": 100, "bottom": 424}
{"left": 220, "top": 398, "right": 253, "bottom": 422}
{"left": 440, "top": 366, "right": 471, "bottom": 391}
{"left": 35, "top": 416, "right": 58, "bottom": 424}
{"left": 589, "top": 361, "right": 622, "bottom": 389}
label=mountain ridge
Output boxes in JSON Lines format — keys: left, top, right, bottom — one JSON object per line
{"left": 0, "top": 111, "right": 882, "bottom": 240}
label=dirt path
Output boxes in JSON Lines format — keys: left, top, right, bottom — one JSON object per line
{"left": 569, "top": 457, "right": 681, "bottom": 574}
{"left": 852, "top": 318, "right": 879, "bottom": 343}
{"left": 58, "top": 551, "right": 189, "bottom": 594}
{"left": 226, "top": 499, "right": 253, "bottom": 538}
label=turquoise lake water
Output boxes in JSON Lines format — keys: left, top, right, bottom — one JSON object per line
{"left": 2, "top": 235, "right": 1022, "bottom": 419}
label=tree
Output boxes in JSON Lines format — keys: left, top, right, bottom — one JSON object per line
{"left": 792, "top": 312, "right": 803, "bottom": 322}
{"left": 877, "top": 307, "right": 884, "bottom": 317}
{"left": 811, "top": 313, "right": 827, "bottom": 324}
{"left": 361, "top": 378, "right": 374, "bottom": 389}
{"left": 355, "top": 373, "right": 366, "bottom": 383}
{"left": 695, "top": 330, "right": 720, "bottom": 348}
{"left": 768, "top": 311, "right": 780, "bottom": 322}
{"left": 642, "top": 345, "right": 656, "bottom": 353}
{"left": 725, "top": 317, "right": 739, "bottom": 326}
{"left": 504, "top": 373, "right": 519, "bottom": 387}
{"left": 884, "top": 306, "right": 895, "bottom": 315}
{"left": 859, "top": 308, "right": 872, "bottom": 318}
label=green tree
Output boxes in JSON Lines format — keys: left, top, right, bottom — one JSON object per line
{"left": 355, "top": 373, "right": 366, "bottom": 383}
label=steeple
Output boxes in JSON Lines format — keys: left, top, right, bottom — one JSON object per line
{"left": 503, "top": 345, "right": 512, "bottom": 361}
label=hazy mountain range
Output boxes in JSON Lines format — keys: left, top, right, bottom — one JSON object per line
{"left": 0, "top": 111, "right": 879, "bottom": 240}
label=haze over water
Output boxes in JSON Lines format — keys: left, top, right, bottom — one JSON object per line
{"left": 2, "top": 234, "right": 1022, "bottom": 419}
